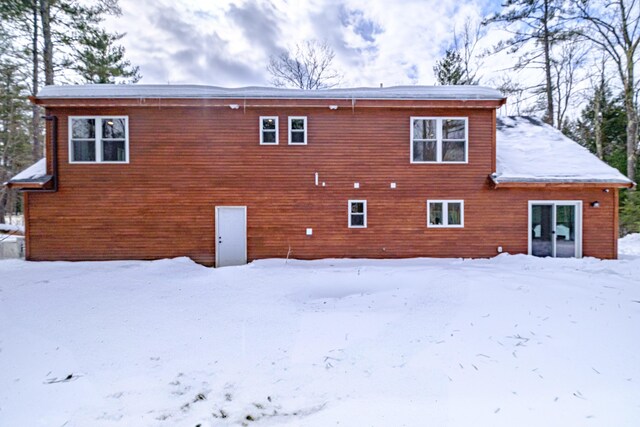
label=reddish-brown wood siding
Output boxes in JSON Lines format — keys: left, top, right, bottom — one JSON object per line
{"left": 25, "top": 104, "right": 619, "bottom": 266}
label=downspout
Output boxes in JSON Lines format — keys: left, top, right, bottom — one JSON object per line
{"left": 21, "top": 114, "right": 58, "bottom": 193}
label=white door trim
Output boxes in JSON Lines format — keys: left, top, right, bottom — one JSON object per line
{"left": 528, "top": 200, "right": 583, "bottom": 258}
{"left": 215, "top": 206, "right": 247, "bottom": 267}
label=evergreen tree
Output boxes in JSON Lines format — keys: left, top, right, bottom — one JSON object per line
{"left": 433, "top": 49, "right": 469, "bottom": 85}
{"left": 566, "top": 82, "right": 627, "bottom": 174}
{"left": 620, "top": 190, "right": 640, "bottom": 235}
{"left": 73, "top": 28, "right": 140, "bottom": 84}
{"left": 0, "top": 58, "right": 32, "bottom": 223}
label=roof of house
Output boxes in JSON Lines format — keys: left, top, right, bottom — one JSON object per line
{"left": 494, "top": 116, "right": 633, "bottom": 186}
{"left": 36, "top": 84, "right": 506, "bottom": 101}
{"left": 3, "top": 158, "right": 51, "bottom": 188}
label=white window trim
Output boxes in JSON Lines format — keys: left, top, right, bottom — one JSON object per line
{"left": 348, "top": 199, "right": 367, "bottom": 228}
{"left": 288, "top": 116, "right": 307, "bottom": 145}
{"left": 427, "top": 200, "right": 464, "bottom": 228}
{"left": 260, "top": 116, "right": 279, "bottom": 145}
{"left": 410, "top": 117, "right": 468, "bottom": 164}
{"left": 68, "top": 116, "right": 129, "bottom": 164}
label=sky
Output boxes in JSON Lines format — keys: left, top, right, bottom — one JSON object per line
{"left": 103, "top": 0, "right": 523, "bottom": 90}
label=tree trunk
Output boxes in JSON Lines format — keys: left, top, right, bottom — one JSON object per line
{"left": 625, "top": 45, "right": 638, "bottom": 183}
{"left": 594, "top": 88, "right": 603, "bottom": 159}
{"left": 626, "top": 98, "right": 638, "bottom": 182}
{"left": 31, "top": 0, "right": 41, "bottom": 160}
{"left": 0, "top": 190, "right": 7, "bottom": 224}
{"left": 542, "top": 0, "right": 555, "bottom": 126}
{"left": 40, "top": 0, "right": 53, "bottom": 85}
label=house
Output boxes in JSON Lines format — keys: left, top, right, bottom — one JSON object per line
{"left": 5, "top": 85, "right": 633, "bottom": 266}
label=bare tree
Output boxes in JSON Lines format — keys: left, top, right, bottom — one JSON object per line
{"left": 267, "top": 40, "right": 341, "bottom": 90}
{"left": 587, "top": 53, "right": 611, "bottom": 160}
{"left": 552, "top": 41, "right": 587, "bottom": 130}
{"left": 573, "top": 0, "right": 640, "bottom": 182}
{"left": 454, "top": 18, "right": 483, "bottom": 84}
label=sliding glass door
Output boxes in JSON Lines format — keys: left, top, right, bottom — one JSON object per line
{"left": 529, "top": 201, "right": 582, "bottom": 258}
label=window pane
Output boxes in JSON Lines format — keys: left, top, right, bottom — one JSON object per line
{"left": 291, "top": 131, "right": 305, "bottom": 143}
{"left": 442, "top": 140, "right": 465, "bottom": 162}
{"left": 262, "top": 118, "right": 276, "bottom": 130}
{"left": 413, "top": 119, "right": 436, "bottom": 139}
{"left": 102, "top": 118, "right": 126, "bottom": 139}
{"left": 72, "top": 140, "right": 96, "bottom": 161}
{"left": 262, "top": 131, "right": 276, "bottom": 143}
{"left": 103, "top": 140, "right": 126, "bottom": 162}
{"left": 429, "top": 202, "right": 443, "bottom": 225}
{"left": 413, "top": 140, "right": 436, "bottom": 162}
{"left": 72, "top": 119, "right": 95, "bottom": 139}
{"left": 448, "top": 202, "right": 462, "bottom": 225}
{"left": 443, "top": 119, "right": 465, "bottom": 139}
{"left": 291, "top": 119, "right": 305, "bottom": 130}
{"left": 351, "top": 214, "right": 364, "bottom": 226}
{"left": 351, "top": 202, "right": 364, "bottom": 214}
{"left": 555, "top": 205, "right": 576, "bottom": 258}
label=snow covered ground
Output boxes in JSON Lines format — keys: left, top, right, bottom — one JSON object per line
{"left": 1, "top": 241, "right": 639, "bottom": 426}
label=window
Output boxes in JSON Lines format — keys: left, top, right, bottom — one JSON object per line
{"left": 69, "top": 116, "right": 128, "bottom": 163}
{"left": 348, "top": 200, "right": 367, "bottom": 228}
{"left": 411, "top": 117, "right": 467, "bottom": 163}
{"left": 427, "top": 200, "right": 464, "bottom": 228}
{"left": 288, "top": 116, "right": 307, "bottom": 145}
{"left": 260, "top": 116, "right": 278, "bottom": 145}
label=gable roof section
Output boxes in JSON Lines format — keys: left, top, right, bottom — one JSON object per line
{"left": 35, "top": 84, "right": 505, "bottom": 102}
{"left": 4, "top": 158, "right": 52, "bottom": 189}
{"left": 494, "top": 116, "right": 633, "bottom": 188}
{"left": 36, "top": 84, "right": 506, "bottom": 101}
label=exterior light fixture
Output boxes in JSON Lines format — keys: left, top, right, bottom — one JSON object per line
{"left": 603, "top": 188, "right": 610, "bottom": 193}
{"left": 329, "top": 105, "right": 338, "bottom": 110}
{"left": 591, "top": 201, "right": 600, "bottom": 208}
{"left": 229, "top": 104, "right": 240, "bottom": 109}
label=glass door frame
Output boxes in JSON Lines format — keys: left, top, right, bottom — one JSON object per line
{"left": 528, "top": 200, "right": 583, "bottom": 258}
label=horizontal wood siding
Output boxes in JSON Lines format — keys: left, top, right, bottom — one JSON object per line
{"left": 25, "top": 105, "right": 618, "bottom": 265}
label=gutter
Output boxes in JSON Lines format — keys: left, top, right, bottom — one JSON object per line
{"left": 489, "top": 173, "right": 636, "bottom": 189}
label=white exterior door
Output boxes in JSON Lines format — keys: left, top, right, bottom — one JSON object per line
{"left": 529, "top": 201, "right": 582, "bottom": 258}
{"left": 216, "top": 206, "right": 247, "bottom": 267}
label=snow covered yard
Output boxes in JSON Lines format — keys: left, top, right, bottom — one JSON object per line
{"left": 1, "top": 246, "right": 639, "bottom": 426}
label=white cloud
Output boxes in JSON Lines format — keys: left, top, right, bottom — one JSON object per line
{"left": 104, "top": 0, "right": 527, "bottom": 89}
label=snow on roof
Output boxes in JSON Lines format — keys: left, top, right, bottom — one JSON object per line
{"left": 36, "top": 84, "right": 505, "bottom": 101}
{"left": 7, "top": 158, "right": 48, "bottom": 183}
{"left": 495, "top": 116, "right": 633, "bottom": 186}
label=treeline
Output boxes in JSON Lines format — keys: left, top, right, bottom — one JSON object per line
{"left": 0, "top": 0, "right": 139, "bottom": 223}
{"left": 433, "top": 0, "right": 640, "bottom": 234}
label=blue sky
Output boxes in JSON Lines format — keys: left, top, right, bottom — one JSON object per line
{"left": 105, "top": 0, "right": 517, "bottom": 88}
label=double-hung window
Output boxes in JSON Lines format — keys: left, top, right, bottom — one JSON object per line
{"left": 288, "top": 116, "right": 307, "bottom": 145}
{"left": 427, "top": 200, "right": 464, "bottom": 228}
{"left": 260, "top": 116, "right": 279, "bottom": 145}
{"left": 69, "top": 116, "right": 128, "bottom": 163}
{"left": 411, "top": 117, "right": 467, "bottom": 163}
{"left": 348, "top": 200, "right": 367, "bottom": 228}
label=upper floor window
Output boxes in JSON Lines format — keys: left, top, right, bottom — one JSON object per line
{"left": 69, "top": 116, "right": 128, "bottom": 163}
{"left": 260, "top": 116, "right": 279, "bottom": 145}
{"left": 411, "top": 117, "right": 467, "bottom": 163}
{"left": 427, "top": 200, "right": 464, "bottom": 228}
{"left": 288, "top": 116, "right": 307, "bottom": 145}
{"left": 348, "top": 200, "right": 367, "bottom": 228}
